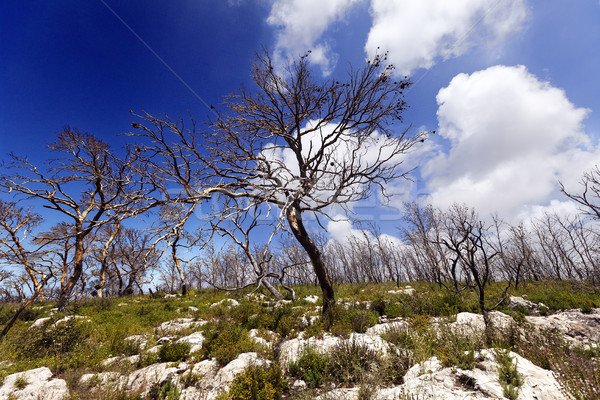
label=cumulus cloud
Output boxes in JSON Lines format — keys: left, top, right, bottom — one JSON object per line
{"left": 422, "top": 65, "right": 597, "bottom": 220}
{"left": 267, "top": 0, "right": 362, "bottom": 75}
{"left": 260, "top": 119, "right": 415, "bottom": 212}
{"left": 365, "top": 0, "right": 528, "bottom": 75}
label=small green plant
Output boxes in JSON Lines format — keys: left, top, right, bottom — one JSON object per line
{"left": 357, "top": 384, "right": 377, "bottom": 400}
{"left": 288, "top": 348, "right": 329, "bottom": 388}
{"left": 350, "top": 310, "right": 378, "bottom": 334}
{"left": 180, "top": 370, "right": 202, "bottom": 388}
{"left": 13, "top": 375, "right": 28, "bottom": 389}
{"left": 495, "top": 349, "right": 523, "bottom": 400}
{"left": 380, "top": 348, "right": 412, "bottom": 385}
{"left": 327, "top": 340, "right": 380, "bottom": 386}
{"left": 151, "top": 379, "right": 180, "bottom": 400}
{"left": 158, "top": 342, "right": 191, "bottom": 363}
{"left": 216, "top": 364, "right": 288, "bottom": 400}
{"left": 202, "top": 321, "right": 255, "bottom": 365}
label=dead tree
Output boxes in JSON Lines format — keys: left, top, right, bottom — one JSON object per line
{"left": 401, "top": 202, "right": 453, "bottom": 286}
{"left": 130, "top": 50, "right": 427, "bottom": 311}
{"left": 440, "top": 204, "right": 510, "bottom": 333}
{"left": 112, "top": 228, "right": 161, "bottom": 296}
{"left": 0, "top": 200, "right": 49, "bottom": 299}
{"left": 208, "top": 198, "right": 296, "bottom": 300}
{"left": 561, "top": 166, "right": 600, "bottom": 220}
{"left": 0, "top": 128, "right": 144, "bottom": 310}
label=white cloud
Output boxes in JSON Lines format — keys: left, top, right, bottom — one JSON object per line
{"left": 423, "top": 65, "right": 597, "bottom": 220}
{"left": 365, "top": 0, "right": 528, "bottom": 75}
{"left": 260, "top": 120, "right": 414, "bottom": 211}
{"left": 267, "top": 0, "right": 362, "bottom": 75}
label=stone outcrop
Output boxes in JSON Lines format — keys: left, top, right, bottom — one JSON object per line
{"left": 0, "top": 367, "right": 69, "bottom": 400}
{"left": 316, "top": 350, "right": 567, "bottom": 400}
{"left": 526, "top": 308, "right": 600, "bottom": 348}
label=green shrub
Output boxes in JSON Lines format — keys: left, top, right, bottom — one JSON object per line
{"left": 513, "top": 304, "right": 529, "bottom": 316}
{"left": 380, "top": 348, "right": 412, "bottom": 385}
{"left": 323, "top": 306, "right": 378, "bottom": 336}
{"left": 495, "top": 349, "right": 523, "bottom": 400}
{"left": 350, "top": 310, "right": 378, "bottom": 334}
{"left": 13, "top": 375, "right": 28, "bottom": 389}
{"left": 149, "top": 379, "right": 180, "bottom": 400}
{"left": 288, "top": 348, "right": 329, "bottom": 388}
{"left": 326, "top": 340, "right": 380, "bottom": 386}
{"left": 202, "top": 321, "right": 255, "bottom": 365}
{"left": 158, "top": 342, "right": 190, "bottom": 363}
{"left": 217, "top": 364, "right": 288, "bottom": 400}
{"left": 383, "top": 302, "right": 408, "bottom": 318}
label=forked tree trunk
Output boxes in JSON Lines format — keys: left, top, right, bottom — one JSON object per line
{"left": 286, "top": 203, "right": 335, "bottom": 312}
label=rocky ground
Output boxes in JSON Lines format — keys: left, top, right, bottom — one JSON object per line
{"left": 1, "top": 294, "right": 599, "bottom": 400}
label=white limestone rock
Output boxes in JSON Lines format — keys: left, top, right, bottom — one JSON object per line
{"left": 526, "top": 308, "right": 600, "bottom": 348}
{"left": 447, "top": 311, "right": 514, "bottom": 336}
{"left": 213, "top": 352, "right": 269, "bottom": 387}
{"left": 177, "top": 331, "right": 205, "bottom": 353}
{"left": 157, "top": 318, "right": 199, "bottom": 333}
{"left": 126, "top": 362, "right": 188, "bottom": 396}
{"left": 0, "top": 367, "right": 69, "bottom": 400}
{"left": 210, "top": 299, "right": 239, "bottom": 308}
{"left": 387, "top": 286, "right": 416, "bottom": 296}
{"left": 366, "top": 319, "right": 407, "bottom": 336}
{"left": 304, "top": 295, "right": 319, "bottom": 304}
{"left": 279, "top": 333, "right": 342, "bottom": 366}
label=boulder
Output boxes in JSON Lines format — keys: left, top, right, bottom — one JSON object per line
{"left": 315, "top": 349, "right": 567, "bottom": 400}
{"left": 387, "top": 286, "right": 416, "bottom": 296}
{"left": 212, "top": 352, "right": 269, "bottom": 387}
{"left": 304, "top": 295, "right": 319, "bottom": 304}
{"left": 210, "top": 299, "right": 239, "bottom": 308}
{"left": 177, "top": 331, "right": 206, "bottom": 353}
{"left": 126, "top": 362, "right": 188, "bottom": 396}
{"left": 526, "top": 308, "right": 600, "bottom": 348}
{"left": 509, "top": 295, "right": 546, "bottom": 314}
{"left": 0, "top": 367, "right": 69, "bottom": 400}
{"left": 279, "top": 332, "right": 391, "bottom": 367}
{"left": 448, "top": 311, "right": 515, "bottom": 335}
{"left": 156, "top": 318, "right": 201, "bottom": 333}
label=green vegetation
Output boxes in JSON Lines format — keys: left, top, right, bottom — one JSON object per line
{"left": 0, "top": 280, "right": 598, "bottom": 399}
{"left": 216, "top": 364, "right": 288, "bottom": 400}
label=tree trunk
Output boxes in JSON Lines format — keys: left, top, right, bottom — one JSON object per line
{"left": 171, "top": 239, "right": 188, "bottom": 296}
{"left": 57, "top": 234, "right": 85, "bottom": 311}
{"left": 286, "top": 203, "right": 335, "bottom": 312}
{"left": 263, "top": 280, "right": 283, "bottom": 299}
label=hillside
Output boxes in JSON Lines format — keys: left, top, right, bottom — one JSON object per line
{"left": 0, "top": 281, "right": 599, "bottom": 399}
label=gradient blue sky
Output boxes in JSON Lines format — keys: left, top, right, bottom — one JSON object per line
{"left": 2, "top": 1, "right": 600, "bottom": 240}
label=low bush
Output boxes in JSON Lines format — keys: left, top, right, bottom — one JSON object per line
{"left": 158, "top": 342, "right": 190, "bottom": 363}
{"left": 217, "top": 364, "right": 288, "bottom": 400}
{"left": 288, "top": 348, "right": 329, "bottom": 388}
{"left": 202, "top": 321, "right": 255, "bottom": 365}
{"left": 327, "top": 340, "right": 381, "bottom": 386}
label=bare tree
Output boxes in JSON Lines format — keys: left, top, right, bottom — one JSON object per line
{"left": 561, "top": 166, "right": 600, "bottom": 220}
{"left": 112, "top": 228, "right": 161, "bottom": 296}
{"left": 440, "top": 204, "right": 510, "bottom": 333}
{"left": 0, "top": 200, "right": 49, "bottom": 299}
{"left": 131, "top": 51, "right": 427, "bottom": 311}
{"left": 401, "top": 202, "right": 452, "bottom": 286}
{"left": 0, "top": 128, "right": 144, "bottom": 310}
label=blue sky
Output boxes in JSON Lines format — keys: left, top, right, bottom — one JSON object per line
{"left": 2, "top": 0, "right": 600, "bottom": 241}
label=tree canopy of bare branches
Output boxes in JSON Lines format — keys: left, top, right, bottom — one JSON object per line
{"left": 0, "top": 128, "right": 145, "bottom": 310}
{"left": 130, "top": 50, "right": 427, "bottom": 311}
